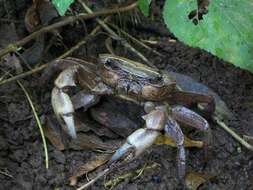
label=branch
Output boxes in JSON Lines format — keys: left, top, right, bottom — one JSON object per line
{"left": 78, "top": 0, "right": 155, "bottom": 67}
{"left": 0, "top": 2, "right": 137, "bottom": 58}
{"left": 213, "top": 116, "right": 253, "bottom": 151}
{"left": 0, "top": 17, "right": 109, "bottom": 86}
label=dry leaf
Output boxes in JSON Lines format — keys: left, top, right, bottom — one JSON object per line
{"left": 69, "top": 154, "right": 110, "bottom": 186}
{"left": 185, "top": 172, "right": 213, "bottom": 190}
{"left": 155, "top": 134, "right": 203, "bottom": 148}
{"left": 25, "top": 3, "right": 40, "bottom": 32}
{"left": 25, "top": 0, "right": 58, "bottom": 32}
{"left": 75, "top": 113, "right": 118, "bottom": 139}
{"left": 44, "top": 116, "right": 65, "bottom": 150}
{"left": 44, "top": 114, "right": 119, "bottom": 151}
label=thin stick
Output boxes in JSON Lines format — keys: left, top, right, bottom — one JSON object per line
{"left": 104, "top": 163, "right": 159, "bottom": 188}
{"left": 109, "top": 23, "right": 164, "bottom": 57}
{"left": 0, "top": 2, "right": 137, "bottom": 58}
{"left": 77, "top": 168, "right": 110, "bottom": 190}
{"left": 0, "top": 18, "right": 22, "bottom": 23}
{"left": 0, "top": 64, "right": 47, "bottom": 86}
{"left": 0, "top": 169, "right": 13, "bottom": 178}
{"left": 0, "top": 18, "right": 108, "bottom": 87}
{"left": 78, "top": 0, "right": 155, "bottom": 68}
{"left": 213, "top": 116, "right": 253, "bottom": 151}
{"left": 17, "top": 81, "right": 49, "bottom": 168}
{"left": 0, "top": 70, "right": 49, "bottom": 168}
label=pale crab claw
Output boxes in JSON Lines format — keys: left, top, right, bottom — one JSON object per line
{"left": 51, "top": 66, "right": 78, "bottom": 138}
{"left": 109, "top": 110, "right": 165, "bottom": 164}
{"left": 109, "top": 128, "right": 160, "bottom": 164}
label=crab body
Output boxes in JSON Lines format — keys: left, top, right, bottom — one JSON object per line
{"left": 98, "top": 54, "right": 176, "bottom": 101}
{"left": 51, "top": 54, "right": 215, "bottom": 179}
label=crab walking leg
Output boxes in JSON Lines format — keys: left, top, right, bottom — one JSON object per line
{"left": 108, "top": 110, "right": 166, "bottom": 164}
{"left": 51, "top": 66, "right": 80, "bottom": 138}
{"left": 109, "top": 128, "right": 161, "bottom": 164}
{"left": 172, "top": 106, "right": 212, "bottom": 156}
{"left": 172, "top": 91, "right": 215, "bottom": 116}
{"left": 164, "top": 116, "right": 186, "bottom": 179}
{"left": 71, "top": 91, "right": 100, "bottom": 110}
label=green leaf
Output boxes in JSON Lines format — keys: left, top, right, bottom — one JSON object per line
{"left": 51, "top": 0, "right": 74, "bottom": 16}
{"left": 138, "top": 0, "right": 152, "bottom": 17}
{"left": 163, "top": 0, "right": 253, "bottom": 73}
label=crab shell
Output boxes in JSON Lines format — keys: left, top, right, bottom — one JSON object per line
{"left": 98, "top": 54, "right": 177, "bottom": 101}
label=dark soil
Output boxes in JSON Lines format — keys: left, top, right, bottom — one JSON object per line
{"left": 0, "top": 1, "right": 253, "bottom": 190}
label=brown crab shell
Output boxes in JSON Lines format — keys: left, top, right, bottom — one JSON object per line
{"left": 99, "top": 66, "right": 177, "bottom": 101}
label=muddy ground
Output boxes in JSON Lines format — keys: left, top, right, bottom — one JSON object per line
{"left": 0, "top": 0, "right": 253, "bottom": 190}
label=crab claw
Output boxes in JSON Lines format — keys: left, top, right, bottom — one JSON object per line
{"left": 51, "top": 66, "right": 78, "bottom": 138}
{"left": 109, "top": 128, "right": 160, "bottom": 164}
{"left": 52, "top": 87, "right": 76, "bottom": 138}
{"left": 109, "top": 109, "right": 166, "bottom": 164}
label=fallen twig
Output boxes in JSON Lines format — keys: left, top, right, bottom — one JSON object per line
{"left": 0, "top": 70, "right": 49, "bottom": 169}
{"left": 109, "top": 23, "right": 164, "bottom": 57}
{"left": 77, "top": 168, "right": 110, "bottom": 190}
{"left": 213, "top": 115, "right": 253, "bottom": 151}
{"left": 0, "top": 169, "right": 13, "bottom": 178}
{"left": 77, "top": 162, "right": 159, "bottom": 190}
{"left": 0, "top": 2, "right": 137, "bottom": 58}
{"left": 0, "top": 18, "right": 22, "bottom": 23}
{"left": 78, "top": 0, "right": 155, "bottom": 67}
{"left": 18, "top": 80, "right": 49, "bottom": 168}
{"left": 141, "top": 38, "right": 177, "bottom": 44}
{"left": 104, "top": 163, "right": 159, "bottom": 189}
{"left": 0, "top": 17, "right": 109, "bottom": 86}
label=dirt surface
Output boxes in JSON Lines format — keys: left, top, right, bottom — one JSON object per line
{"left": 0, "top": 1, "right": 253, "bottom": 190}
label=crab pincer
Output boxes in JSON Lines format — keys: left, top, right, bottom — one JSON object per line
{"left": 108, "top": 107, "right": 186, "bottom": 178}
{"left": 52, "top": 66, "right": 80, "bottom": 138}
{"left": 108, "top": 103, "right": 212, "bottom": 179}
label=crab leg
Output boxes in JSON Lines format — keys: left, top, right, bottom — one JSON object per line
{"left": 172, "top": 106, "right": 209, "bottom": 131}
{"left": 71, "top": 91, "right": 100, "bottom": 110}
{"left": 172, "top": 91, "right": 215, "bottom": 116}
{"left": 108, "top": 109, "right": 166, "bottom": 164}
{"left": 171, "top": 105, "right": 212, "bottom": 152}
{"left": 164, "top": 116, "right": 186, "bottom": 179}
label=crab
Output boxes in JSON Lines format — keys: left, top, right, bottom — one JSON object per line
{"left": 51, "top": 54, "right": 215, "bottom": 178}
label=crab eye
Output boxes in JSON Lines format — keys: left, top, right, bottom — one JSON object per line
{"left": 148, "top": 76, "right": 163, "bottom": 84}
{"left": 105, "top": 59, "right": 119, "bottom": 70}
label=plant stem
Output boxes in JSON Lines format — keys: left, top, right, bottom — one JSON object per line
{"left": 17, "top": 81, "right": 49, "bottom": 168}
{"left": 213, "top": 116, "right": 253, "bottom": 151}
{"left": 0, "top": 69, "right": 49, "bottom": 169}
